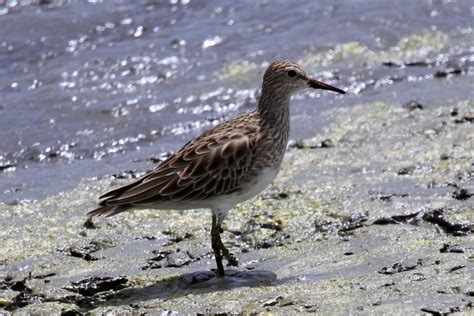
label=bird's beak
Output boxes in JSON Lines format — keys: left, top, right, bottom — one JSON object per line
{"left": 307, "top": 78, "right": 345, "bottom": 94}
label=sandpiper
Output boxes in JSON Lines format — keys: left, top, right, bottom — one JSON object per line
{"left": 87, "top": 60, "right": 345, "bottom": 276}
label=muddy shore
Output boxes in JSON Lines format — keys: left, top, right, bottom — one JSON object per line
{"left": 1, "top": 1, "right": 473, "bottom": 314}
{"left": 1, "top": 75, "right": 472, "bottom": 314}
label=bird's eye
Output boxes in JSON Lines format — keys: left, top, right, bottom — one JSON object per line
{"left": 287, "top": 70, "right": 297, "bottom": 77}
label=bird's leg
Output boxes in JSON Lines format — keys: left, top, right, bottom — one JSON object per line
{"left": 211, "top": 214, "right": 225, "bottom": 276}
{"left": 217, "top": 237, "right": 238, "bottom": 268}
{"left": 211, "top": 213, "right": 239, "bottom": 276}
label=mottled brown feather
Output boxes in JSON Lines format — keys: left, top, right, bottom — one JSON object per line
{"left": 99, "top": 115, "right": 259, "bottom": 207}
{"left": 89, "top": 60, "right": 346, "bottom": 218}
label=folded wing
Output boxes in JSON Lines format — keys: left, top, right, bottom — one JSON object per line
{"left": 96, "top": 131, "right": 256, "bottom": 209}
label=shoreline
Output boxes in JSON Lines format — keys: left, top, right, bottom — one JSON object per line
{"left": 1, "top": 89, "right": 472, "bottom": 314}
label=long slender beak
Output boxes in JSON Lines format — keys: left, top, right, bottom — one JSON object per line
{"left": 307, "top": 78, "right": 345, "bottom": 94}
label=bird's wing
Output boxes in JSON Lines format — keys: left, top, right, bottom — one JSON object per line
{"left": 99, "top": 130, "right": 257, "bottom": 207}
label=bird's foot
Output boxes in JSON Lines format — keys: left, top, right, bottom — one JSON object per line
{"left": 211, "top": 213, "right": 238, "bottom": 276}
{"left": 212, "top": 239, "right": 238, "bottom": 276}
{"left": 222, "top": 247, "right": 239, "bottom": 267}
{"left": 215, "top": 236, "right": 238, "bottom": 267}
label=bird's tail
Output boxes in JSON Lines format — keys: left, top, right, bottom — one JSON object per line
{"left": 86, "top": 205, "right": 128, "bottom": 218}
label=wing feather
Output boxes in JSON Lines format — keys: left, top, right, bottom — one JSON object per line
{"left": 98, "top": 131, "right": 255, "bottom": 207}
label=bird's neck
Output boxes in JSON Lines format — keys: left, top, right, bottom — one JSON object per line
{"left": 254, "top": 87, "right": 291, "bottom": 164}
{"left": 256, "top": 87, "right": 291, "bottom": 129}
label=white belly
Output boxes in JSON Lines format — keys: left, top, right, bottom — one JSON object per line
{"left": 200, "top": 168, "right": 279, "bottom": 211}
{"left": 139, "top": 168, "right": 280, "bottom": 212}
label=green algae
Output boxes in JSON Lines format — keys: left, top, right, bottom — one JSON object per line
{"left": 217, "top": 30, "right": 453, "bottom": 82}
{"left": 301, "top": 30, "right": 456, "bottom": 69}
{"left": 217, "top": 60, "right": 259, "bottom": 81}
{"left": 2, "top": 3, "right": 474, "bottom": 314}
{"left": 1, "top": 84, "right": 473, "bottom": 315}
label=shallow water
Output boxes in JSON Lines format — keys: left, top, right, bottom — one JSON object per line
{"left": 0, "top": 1, "right": 473, "bottom": 314}
{"left": 1, "top": 0, "right": 473, "bottom": 202}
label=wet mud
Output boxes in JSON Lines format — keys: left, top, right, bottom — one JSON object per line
{"left": 2, "top": 88, "right": 472, "bottom": 314}
{"left": 1, "top": 0, "right": 473, "bottom": 315}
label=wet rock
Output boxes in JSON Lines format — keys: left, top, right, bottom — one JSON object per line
{"left": 111, "top": 169, "right": 144, "bottom": 180}
{"left": 262, "top": 189, "right": 301, "bottom": 200}
{"left": 141, "top": 249, "right": 196, "bottom": 270}
{"left": 256, "top": 240, "right": 276, "bottom": 249}
{"left": 83, "top": 217, "right": 97, "bottom": 229}
{"left": 373, "top": 209, "right": 472, "bottom": 236}
{"left": 448, "top": 265, "right": 465, "bottom": 273}
{"left": 338, "top": 214, "right": 368, "bottom": 234}
{"left": 0, "top": 160, "right": 16, "bottom": 172}
{"left": 405, "top": 60, "right": 436, "bottom": 67}
{"left": 10, "top": 280, "right": 30, "bottom": 292}
{"left": 288, "top": 138, "right": 334, "bottom": 149}
{"left": 421, "top": 306, "right": 463, "bottom": 316}
{"left": 378, "top": 259, "right": 423, "bottom": 274}
{"left": 259, "top": 222, "right": 282, "bottom": 231}
{"left": 60, "top": 309, "right": 82, "bottom": 316}
{"left": 316, "top": 139, "right": 335, "bottom": 148}
{"left": 135, "top": 235, "right": 156, "bottom": 240}
{"left": 162, "top": 231, "right": 194, "bottom": 243}
{"left": 383, "top": 60, "right": 435, "bottom": 68}
{"left": 170, "top": 38, "right": 186, "bottom": 48}
{"left": 452, "top": 188, "right": 473, "bottom": 200}
{"left": 372, "top": 211, "right": 420, "bottom": 225}
{"left": 147, "top": 151, "right": 173, "bottom": 163}
{"left": 68, "top": 248, "right": 99, "bottom": 261}
{"left": 381, "top": 282, "right": 396, "bottom": 287}
{"left": 439, "top": 243, "right": 465, "bottom": 254}
{"left": 382, "top": 61, "right": 402, "bottom": 67}
{"left": 456, "top": 170, "right": 473, "bottom": 182}
{"left": 453, "top": 114, "right": 473, "bottom": 124}
{"left": 261, "top": 296, "right": 298, "bottom": 309}
{"left": 397, "top": 166, "right": 415, "bottom": 175}
{"left": 278, "top": 298, "right": 296, "bottom": 307}
{"left": 314, "top": 220, "right": 337, "bottom": 233}
{"left": 33, "top": 272, "right": 56, "bottom": 280}
{"left": 434, "top": 68, "right": 463, "bottom": 78}
{"left": 261, "top": 295, "right": 283, "bottom": 307}
{"left": 64, "top": 276, "right": 128, "bottom": 297}
{"left": 439, "top": 153, "right": 450, "bottom": 160}
{"left": 421, "top": 301, "right": 473, "bottom": 315}
{"left": 274, "top": 192, "right": 289, "bottom": 199}
{"left": 373, "top": 192, "right": 409, "bottom": 202}
{"left": 2, "top": 278, "right": 45, "bottom": 311}
{"left": 421, "top": 307, "right": 443, "bottom": 315}
{"left": 0, "top": 276, "right": 13, "bottom": 290}
{"left": 255, "top": 234, "right": 290, "bottom": 249}
{"left": 5, "top": 292, "right": 45, "bottom": 311}
{"left": 302, "top": 304, "right": 318, "bottom": 312}
{"left": 421, "top": 209, "right": 472, "bottom": 236}
{"left": 403, "top": 100, "right": 424, "bottom": 111}
{"left": 397, "top": 163, "right": 433, "bottom": 175}
{"left": 66, "top": 242, "right": 102, "bottom": 261}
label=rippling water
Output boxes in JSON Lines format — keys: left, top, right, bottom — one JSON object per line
{"left": 0, "top": 0, "right": 473, "bottom": 202}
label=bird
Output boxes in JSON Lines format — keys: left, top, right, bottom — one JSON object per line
{"left": 87, "top": 60, "right": 345, "bottom": 276}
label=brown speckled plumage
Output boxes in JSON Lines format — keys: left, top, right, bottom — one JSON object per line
{"left": 87, "top": 60, "right": 345, "bottom": 276}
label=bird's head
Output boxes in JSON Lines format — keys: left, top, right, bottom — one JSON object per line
{"left": 262, "top": 60, "right": 345, "bottom": 95}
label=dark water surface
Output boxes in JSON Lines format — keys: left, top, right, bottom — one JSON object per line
{"left": 0, "top": 0, "right": 473, "bottom": 202}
